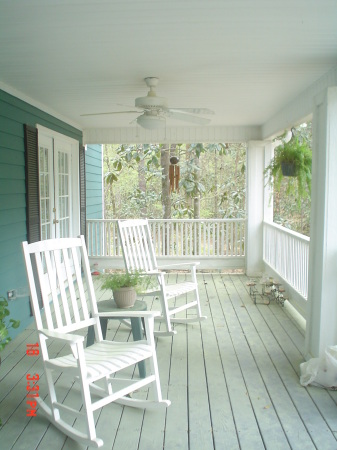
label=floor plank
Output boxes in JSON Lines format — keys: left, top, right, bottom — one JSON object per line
{"left": 1, "top": 274, "right": 336, "bottom": 450}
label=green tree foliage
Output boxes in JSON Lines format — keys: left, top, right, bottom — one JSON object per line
{"left": 103, "top": 142, "right": 246, "bottom": 219}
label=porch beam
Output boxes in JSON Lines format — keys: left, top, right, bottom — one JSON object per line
{"left": 83, "top": 125, "right": 261, "bottom": 145}
{"left": 305, "top": 86, "right": 337, "bottom": 358}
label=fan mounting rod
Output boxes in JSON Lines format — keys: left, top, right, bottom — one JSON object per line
{"left": 135, "top": 77, "right": 167, "bottom": 109}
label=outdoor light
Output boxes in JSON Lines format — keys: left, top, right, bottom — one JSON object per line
{"left": 136, "top": 113, "right": 166, "bottom": 130}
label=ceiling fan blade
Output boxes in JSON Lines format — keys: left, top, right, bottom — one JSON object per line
{"left": 168, "top": 111, "right": 211, "bottom": 125}
{"left": 116, "top": 103, "right": 143, "bottom": 109}
{"left": 169, "top": 108, "right": 215, "bottom": 115}
{"left": 80, "top": 111, "right": 140, "bottom": 117}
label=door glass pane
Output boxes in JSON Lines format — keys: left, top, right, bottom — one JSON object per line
{"left": 39, "top": 146, "right": 51, "bottom": 241}
{"left": 57, "top": 151, "right": 70, "bottom": 238}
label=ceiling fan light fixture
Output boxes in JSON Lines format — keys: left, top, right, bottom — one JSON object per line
{"left": 136, "top": 113, "right": 166, "bottom": 130}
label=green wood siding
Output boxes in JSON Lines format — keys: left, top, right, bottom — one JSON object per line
{"left": 0, "top": 89, "right": 82, "bottom": 337}
{"left": 85, "top": 144, "right": 103, "bottom": 219}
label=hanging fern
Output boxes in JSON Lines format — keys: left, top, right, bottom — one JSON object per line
{"left": 264, "top": 135, "right": 312, "bottom": 207}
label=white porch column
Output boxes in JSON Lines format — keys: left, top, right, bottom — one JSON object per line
{"left": 246, "top": 141, "right": 273, "bottom": 276}
{"left": 305, "top": 87, "right": 337, "bottom": 358}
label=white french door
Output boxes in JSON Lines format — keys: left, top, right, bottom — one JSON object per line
{"left": 38, "top": 126, "right": 80, "bottom": 241}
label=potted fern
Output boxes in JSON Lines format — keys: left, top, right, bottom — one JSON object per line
{"left": 264, "top": 131, "right": 312, "bottom": 206}
{"left": 100, "top": 271, "right": 145, "bottom": 308}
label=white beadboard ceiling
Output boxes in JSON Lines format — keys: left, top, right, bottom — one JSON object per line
{"left": 1, "top": 0, "right": 337, "bottom": 140}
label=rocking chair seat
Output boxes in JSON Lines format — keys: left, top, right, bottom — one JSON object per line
{"left": 160, "top": 281, "right": 197, "bottom": 299}
{"left": 48, "top": 340, "right": 153, "bottom": 381}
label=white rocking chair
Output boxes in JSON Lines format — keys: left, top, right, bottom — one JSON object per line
{"left": 117, "top": 219, "right": 207, "bottom": 336}
{"left": 22, "top": 236, "right": 170, "bottom": 448}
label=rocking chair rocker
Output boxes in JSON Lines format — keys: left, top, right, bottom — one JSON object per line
{"left": 117, "top": 219, "right": 207, "bottom": 336}
{"left": 22, "top": 236, "right": 170, "bottom": 448}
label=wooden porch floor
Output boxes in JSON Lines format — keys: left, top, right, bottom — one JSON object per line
{"left": 1, "top": 273, "right": 337, "bottom": 450}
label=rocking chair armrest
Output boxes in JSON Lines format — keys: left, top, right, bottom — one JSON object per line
{"left": 39, "top": 328, "right": 85, "bottom": 344}
{"left": 96, "top": 311, "right": 160, "bottom": 319}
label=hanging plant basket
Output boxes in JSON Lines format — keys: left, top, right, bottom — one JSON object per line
{"left": 281, "top": 161, "right": 297, "bottom": 177}
{"left": 264, "top": 132, "right": 312, "bottom": 207}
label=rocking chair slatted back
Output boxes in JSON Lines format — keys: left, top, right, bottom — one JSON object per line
{"left": 23, "top": 236, "right": 98, "bottom": 334}
{"left": 118, "top": 219, "right": 157, "bottom": 273}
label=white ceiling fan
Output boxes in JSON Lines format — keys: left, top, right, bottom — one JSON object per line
{"left": 81, "top": 77, "right": 214, "bottom": 129}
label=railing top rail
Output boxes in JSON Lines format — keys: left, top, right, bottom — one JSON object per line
{"left": 87, "top": 218, "right": 246, "bottom": 224}
{"left": 263, "top": 220, "right": 310, "bottom": 243}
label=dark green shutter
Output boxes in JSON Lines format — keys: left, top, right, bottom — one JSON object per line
{"left": 79, "top": 145, "right": 86, "bottom": 240}
{"left": 24, "top": 124, "right": 41, "bottom": 311}
{"left": 24, "top": 125, "right": 40, "bottom": 244}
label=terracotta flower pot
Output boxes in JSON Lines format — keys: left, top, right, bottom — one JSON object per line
{"left": 113, "top": 287, "right": 137, "bottom": 308}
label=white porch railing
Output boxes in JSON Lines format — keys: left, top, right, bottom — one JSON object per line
{"left": 87, "top": 219, "right": 246, "bottom": 270}
{"left": 263, "top": 220, "right": 310, "bottom": 302}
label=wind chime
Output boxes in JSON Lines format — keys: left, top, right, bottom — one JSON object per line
{"left": 169, "top": 156, "right": 180, "bottom": 193}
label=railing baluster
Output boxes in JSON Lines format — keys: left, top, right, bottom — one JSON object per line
{"left": 193, "top": 221, "right": 196, "bottom": 256}
{"left": 158, "top": 222, "right": 161, "bottom": 256}
{"left": 169, "top": 222, "right": 172, "bottom": 256}
{"left": 220, "top": 221, "right": 223, "bottom": 256}
{"left": 178, "top": 222, "right": 180, "bottom": 256}
{"left": 199, "top": 221, "right": 202, "bottom": 256}
{"left": 109, "top": 221, "right": 112, "bottom": 256}
{"left": 202, "top": 222, "right": 206, "bottom": 256}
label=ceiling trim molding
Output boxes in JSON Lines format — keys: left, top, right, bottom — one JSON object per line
{"left": 83, "top": 125, "right": 262, "bottom": 145}
{"left": 262, "top": 66, "right": 337, "bottom": 140}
